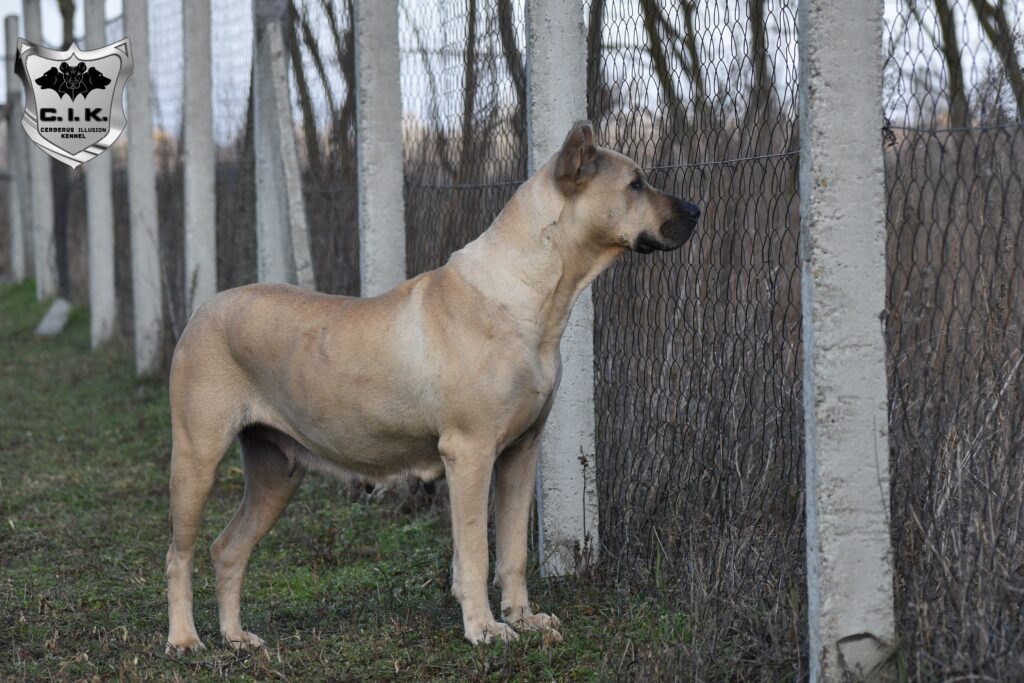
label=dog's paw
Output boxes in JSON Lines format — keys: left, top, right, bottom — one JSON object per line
{"left": 464, "top": 618, "right": 519, "bottom": 645}
{"left": 165, "top": 634, "right": 206, "bottom": 656}
{"left": 222, "top": 630, "right": 266, "bottom": 651}
{"left": 503, "top": 608, "right": 563, "bottom": 642}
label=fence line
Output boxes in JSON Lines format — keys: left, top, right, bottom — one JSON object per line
{"left": 182, "top": 0, "right": 217, "bottom": 313}
{"left": 354, "top": 0, "right": 405, "bottom": 297}
{"left": 253, "top": 0, "right": 313, "bottom": 289}
{"left": 523, "top": 0, "right": 600, "bottom": 577}
{"left": 4, "top": 19, "right": 27, "bottom": 284}
{"left": 23, "top": 0, "right": 56, "bottom": 301}
{"left": 124, "top": 0, "right": 163, "bottom": 374}
{"left": 798, "top": 0, "right": 894, "bottom": 676}
{"left": 84, "top": 0, "right": 116, "bottom": 348}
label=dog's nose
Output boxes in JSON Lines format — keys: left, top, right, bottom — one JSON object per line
{"left": 682, "top": 202, "right": 701, "bottom": 222}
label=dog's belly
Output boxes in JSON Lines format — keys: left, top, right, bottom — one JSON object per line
{"left": 252, "top": 399, "right": 445, "bottom": 484}
{"left": 312, "top": 427, "right": 444, "bottom": 483}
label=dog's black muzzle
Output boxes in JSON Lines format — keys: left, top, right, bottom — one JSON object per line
{"left": 634, "top": 197, "right": 701, "bottom": 253}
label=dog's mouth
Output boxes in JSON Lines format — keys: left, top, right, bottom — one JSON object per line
{"left": 633, "top": 231, "right": 682, "bottom": 254}
{"left": 633, "top": 233, "right": 661, "bottom": 253}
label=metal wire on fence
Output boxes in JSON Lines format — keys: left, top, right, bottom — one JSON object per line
{"left": 589, "top": 1, "right": 803, "bottom": 676}
{"left": 883, "top": 0, "right": 1024, "bottom": 677}
{"left": 146, "top": 0, "right": 186, "bottom": 351}
{"left": 212, "top": 0, "right": 257, "bottom": 293}
{"left": 288, "top": 0, "right": 359, "bottom": 295}
{"left": 400, "top": 0, "right": 527, "bottom": 278}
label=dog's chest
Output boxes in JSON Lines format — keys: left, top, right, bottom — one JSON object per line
{"left": 502, "top": 346, "right": 561, "bottom": 433}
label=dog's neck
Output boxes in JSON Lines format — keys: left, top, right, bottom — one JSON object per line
{"left": 449, "top": 161, "right": 623, "bottom": 347}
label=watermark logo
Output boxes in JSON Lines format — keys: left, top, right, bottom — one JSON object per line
{"left": 15, "top": 38, "right": 133, "bottom": 169}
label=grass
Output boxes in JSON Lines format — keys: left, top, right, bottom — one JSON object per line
{"left": 0, "top": 281, "right": 691, "bottom": 681}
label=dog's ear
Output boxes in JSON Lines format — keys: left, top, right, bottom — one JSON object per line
{"left": 60, "top": 62, "right": 69, "bottom": 73}
{"left": 554, "top": 120, "right": 598, "bottom": 193}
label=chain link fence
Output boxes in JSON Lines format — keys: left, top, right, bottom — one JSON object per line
{"left": 589, "top": 1, "right": 803, "bottom": 677}
{"left": 884, "top": 0, "right": 1024, "bottom": 677}
{"left": 288, "top": 0, "right": 359, "bottom": 295}
{"left": 400, "top": 0, "right": 527, "bottom": 278}
{"left": 212, "top": 0, "right": 257, "bottom": 295}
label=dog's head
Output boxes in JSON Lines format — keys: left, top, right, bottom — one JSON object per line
{"left": 553, "top": 120, "right": 700, "bottom": 254}
{"left": 60, "top": 62, "right": 87, "bottom": 89}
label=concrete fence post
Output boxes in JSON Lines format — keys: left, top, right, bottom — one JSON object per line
{"left": 124, "top": 0, "right": 164, "bottom": 374}
{"left": 799, "top": 0, "right": 896, "bottom": 679}
{"left": 5, "top": 15, "right": 28, "bottom": 283}
{"left": 354, "top": 0, "right": 405, "bottom": 296}
{"left": 525, "top": 0, "right": 598, "bottom": 577}
{"left": 84, "top": 0, "right": 116, "bottom": 347}
{"left": 22, "top": 0, "right": 56, "bottom": 300}
{"left": 252, "top": 0, "right": 314, "bottom": 288}
{"left": 183, "top": 0, "right": 217, "bottom": 312}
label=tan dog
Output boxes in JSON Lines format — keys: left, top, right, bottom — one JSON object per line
{"left": 164, "top": 120, "right": 699, "bottom": 653}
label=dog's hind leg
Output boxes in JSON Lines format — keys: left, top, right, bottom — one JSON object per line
{"left": 165, "top": 420, "right": 233, "bottom": 655}
{"left": 211, "top": 429, "right": 305, "bottom": 650}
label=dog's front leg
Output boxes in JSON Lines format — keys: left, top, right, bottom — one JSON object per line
{"left": 493, "top": 435, "right": 562, "bottom": 641}
{"left": 440, "top": 433, "right": 518, "bottom": 645}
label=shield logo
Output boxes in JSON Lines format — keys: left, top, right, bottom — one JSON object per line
{"left": 14, "top": 38, "right": 133, "bottom": 169}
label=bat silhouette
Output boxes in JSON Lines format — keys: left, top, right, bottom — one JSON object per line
{"left": 34, "top": 61, "right": 110, "bottom": 101}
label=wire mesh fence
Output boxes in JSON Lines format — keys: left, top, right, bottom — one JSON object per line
{"left": 288, "top": 0, "right": 360, "bottom": 295}
{"left": 400, "top": 0, "right": 527, "bottom": 278}
{"left": 212, "top": 0, "right": 257, "bottom": 294}
{"left": 146, "top": 0, "right": 186, "bottom": 354}
{"left": 588, "top": 1, "right": 803, "bottom": 677}
{"left": 101, "top": 15, "right": 135, "bottom": 341}
{"left": 883, "top": 0, "right": 1024, "bottom": 677}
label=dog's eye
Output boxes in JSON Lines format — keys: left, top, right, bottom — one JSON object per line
{"left": 629, "top": 178, "right": 644, "bottom": 191}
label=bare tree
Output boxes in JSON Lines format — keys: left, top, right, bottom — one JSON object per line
{"left": 586, "top": 0, "right": 606, "bottom": 121}
{"left": 969, "top": 0, "right": 1024, "bottom": 117}
{"left": 680, "top": 1, "right": 704, "bottom": 105}
{"left": 933, "top": 0, "right": 969, "bottom": 126}
{"left": 287, "top": 1, "right": 323, "bottom": 176}
{"left": 636, "top": 1, "right": 707, "bottom": 121}
{"left": 638, "top": 0, "right": 681, "bottom": 108}
{"left": 496, "top": 0, "right": 526, "bottom": 157}
{"left": 746, "top": 0, "right": 773, "bottom": 120}
{"left": 459, "top": 0, "right": 479, "bottom": 180}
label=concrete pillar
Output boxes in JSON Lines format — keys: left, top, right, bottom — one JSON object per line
{"left": 252, "top": 0, "right": 314, "bottom": 288}
{"left": 84, "top": 0, "right": 116, "bottom": 347}
{"left": 799, "top": 0, "right": 896, "bottom": 679}
{"left": 124, "top": 0, "right": 164, "bottom": 374}
{"left": 354, "top": 0, "right": 405, "bottom": 296}
{"left": 525, "top": 0, "right": 598, "bottom": 577}
{"left": 5, "top": 15, "right": 27, "bottom": 282}
{"left": 183, "top": 0, "right": 217, "bottom": 311}
{"left": 23, "top": 0, "right": 56, "bottom": 300}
